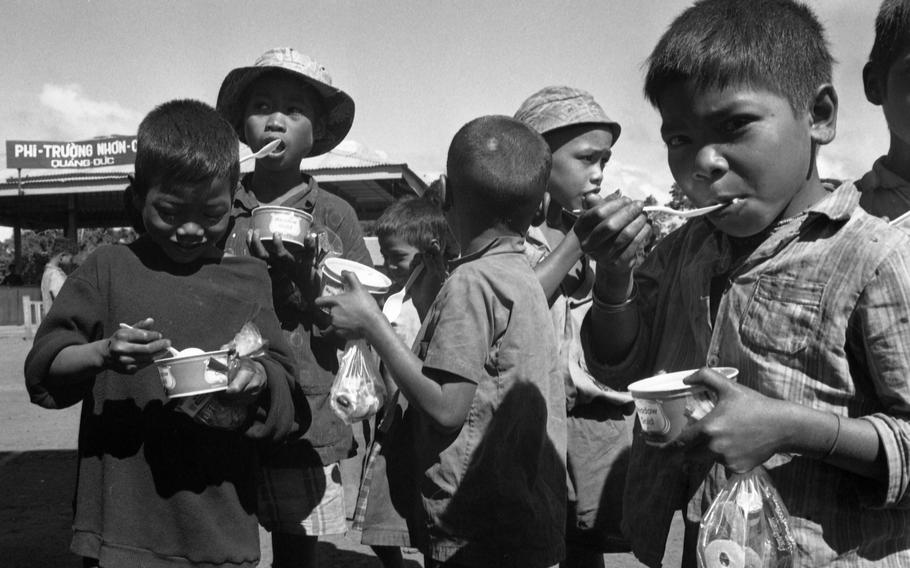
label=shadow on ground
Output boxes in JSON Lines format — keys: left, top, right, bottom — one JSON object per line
{"left": 0, "top": 450, "right": 423, "bottom": 568}
{"left": 0, "top": 450, "right": 78, "bottom": 567}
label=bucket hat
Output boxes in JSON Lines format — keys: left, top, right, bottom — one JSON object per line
{"left": 514, "top": 86, "right": 621, "bottom": 143}
{"left": 216, "top": 47, "right": 355, "bottom": 157}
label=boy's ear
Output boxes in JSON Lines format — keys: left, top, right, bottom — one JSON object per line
{"left": 426, "top": 238, "right": 442, "bottom": 257}
{"left": 863, "top": 62, "right": 883, "bottom": 106}
{"left": 809, "top": 84, "right": 838, "bottom": 146}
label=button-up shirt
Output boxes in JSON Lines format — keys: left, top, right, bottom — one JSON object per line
{"left": 585, "top": 182, "right": 910, "bottom": 567}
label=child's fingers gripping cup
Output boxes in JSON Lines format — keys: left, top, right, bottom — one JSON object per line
{"left": 628, "top": 367, "right": 738, "bottom": 446}
{"left": 319, "top": 257, "right": 392, "bottom": 314}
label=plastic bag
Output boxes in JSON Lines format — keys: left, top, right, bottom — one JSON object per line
{"left": 330, "top": 339, "right": 387, "bottom": 424}
{"left": 697, "top": 466, "right": 796, "bottom": 568}
{"left": 173, "top": 322, "right": 268, "bottom": 430}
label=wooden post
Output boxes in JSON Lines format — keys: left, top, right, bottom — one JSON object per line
{"left": 14, "top": 169, "right": 22, "bottom": 264}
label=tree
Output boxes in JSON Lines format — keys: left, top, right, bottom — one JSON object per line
{"left": 645, "top": 186, "right": 690, "bottom": 244}
{"left": 0, "top": 227, "right": 137, "bottom": 285}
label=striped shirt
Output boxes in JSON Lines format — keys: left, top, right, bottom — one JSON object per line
{"left": 585, "top": 182, "right": 910, "bottom": 567}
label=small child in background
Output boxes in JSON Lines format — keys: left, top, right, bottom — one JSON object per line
{"left": 377, "top": 194, "right": 450, "bottom": 337}
{"left": 40, "top": 237, "right": 77, "bottom": 312}
{"left": 24, "top": 99, "right": 299, "bottom": 567}
{"left": 216, "top": 47, "right": 372, "bottom": 567}
{"left": 582, "top": 0, "right": 910, "bottom": 565}
{"left": 514, "top": 86, "right": 637, "bottom": 567}
{"left": 353, "top": 194, "right": 451, "bottom": 568}
{"left": 318, "top": 115, "right": 568, "bottom": 568}
{"left": 858, "top": 0, "right": 910, "bottom": 226}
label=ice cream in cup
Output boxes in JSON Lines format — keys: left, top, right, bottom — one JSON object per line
{"left": 628, "top": 367, "right": 739, "bottom": 446}
{"left": 153, "top": 348, "right": 231, "bottom": 398}
{"left": 250, "top": 205, "right": 314, "bottom": 252}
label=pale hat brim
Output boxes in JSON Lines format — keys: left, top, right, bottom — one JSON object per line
{"left": 514, "top": 86, "right": 621, "bottom": 144}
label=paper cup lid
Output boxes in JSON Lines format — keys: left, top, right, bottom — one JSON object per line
{"left": 322, "top": 257, "right": 391, "bottom": 293}
{"left": 628, "top": 367, "right": 738, "bottom": 398}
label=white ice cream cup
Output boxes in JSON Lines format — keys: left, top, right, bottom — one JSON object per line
{"left": 153, "top": 349, "right": 231, "bottom": 399}
{"left": 251, "top": 205, "right": 314, "bottom": 251}
{"left": 628, "top": 367, "right": 739, "bottom": 446}
{"left": 320, "top": 257, "right": 391, "bottom": 298}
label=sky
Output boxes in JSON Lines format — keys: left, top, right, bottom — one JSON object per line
{"left": 0, "top": 0, "right": 888, "bottom": 237}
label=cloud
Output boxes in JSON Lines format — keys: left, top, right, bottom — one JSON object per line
{"left": 606, "top": 161, "right": 674, "bottom": 204}
{"left": 36, "top": 84, "right": 142, "bottom": 139}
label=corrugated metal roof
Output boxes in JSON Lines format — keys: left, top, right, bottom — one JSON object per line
{"left": 0, "top": 140, "right": 426, "bottom": 230}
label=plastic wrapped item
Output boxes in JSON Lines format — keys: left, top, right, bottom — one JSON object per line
{"left": 330, "top": 339, "right": 387, "bottom": 424}
{"left": 697, "top": 467, "right": 796, "bottom": 568}
{"left": 172, "top": 322, "right": 268, "bottom": 430}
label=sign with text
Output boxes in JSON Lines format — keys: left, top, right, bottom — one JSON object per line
{"left": 6, "top": 136, "right": 137, "bottom": 169}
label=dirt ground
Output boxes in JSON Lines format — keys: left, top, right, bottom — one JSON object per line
{"left": 0, "top": 332, "right": 680, "bottom": 567}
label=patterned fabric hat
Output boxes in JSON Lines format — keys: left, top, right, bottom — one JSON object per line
{"left": 514, "top": 86, "right": 621, "bottom": 143}
{"left": 216, "top": 47, "right": 355, "bottom": 157}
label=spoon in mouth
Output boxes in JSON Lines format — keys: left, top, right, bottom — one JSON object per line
{"left": 643, "top": 199, "right": 740, "bottom": 218}
{"left": 240, "top": 139, "right": 281, "bottom": 163}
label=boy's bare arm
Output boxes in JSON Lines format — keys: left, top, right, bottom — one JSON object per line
{"left": 49, "top": 318, "right": 171, "bottom": 380}
{"left": 361, "top": 315, "right": 476, "bottom": 432}
{"left": 532, "top": 229, "right": 584, "bottom": 300}
{"left": 316, "top": 273, "right": 476, "bottom": 432}
{"left": 574, "top": 195, "right": 652, "bottom": 364}
{"left": 679, "top": 369, "right": 885, "bottom": 481}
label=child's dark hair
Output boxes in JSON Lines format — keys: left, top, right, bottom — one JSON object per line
{"left": 868, "top": 0, "right": 910, "bottom": 84}
{"left": 644, "top": 0, "right": 833, "bottom": 113}
{"left": 132, "top": 99, "right": 239, "bottom": 197}
{"left": 376, "top": 195, "right": 448, "bottom": 254}
{"left": 446, "top": 115, "right": 550, "bottom": 233}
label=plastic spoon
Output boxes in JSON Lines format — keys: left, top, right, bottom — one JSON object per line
{"left": 240, "top": 139, "right": 281, "bottom": 164}
{"left": 119, "top": 322, "right": 180, "bottom": 357}
{"left": 643, "top": 202, "right": 732, "bottom": 218}
{"left": 563, "top": 199, "right": 738, "bottom": 223}
{"left": 889, "top": 209, "right": 910, "bottom": 227}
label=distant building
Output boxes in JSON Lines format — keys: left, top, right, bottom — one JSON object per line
{"left": 0, "top": 140, "right": 426, "bottom": 239}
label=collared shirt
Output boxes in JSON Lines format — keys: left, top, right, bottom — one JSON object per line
{"left": 584, "top": 182, "right": 910, "bottom": 567}
{"left": 412, "top": 236, "right": 567, "bottom": 568}
{"left": 858, "top": 156, "right": 910, "bottom": 228}
{"left": 222, "top": 173, "right": 372, "bottom": 465}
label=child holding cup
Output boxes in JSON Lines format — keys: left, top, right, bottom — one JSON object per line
{"left": 580, "top": 0, "right": 910, "bottom": 565}
{"left": 24, "top": 99, "right": 299, "bottom": 567}
{"left": 216, "top": 47, "right": 373, "bottom": 567}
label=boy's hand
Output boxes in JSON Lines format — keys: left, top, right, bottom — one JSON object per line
{"left": 573, "top": 193, "right": 653, "bottom": 275}
{"left": 314, "top": 272, "right": 385, "bottom": 341}
{"left": 249, "top": 229, "right": 320, "bottom": 301}
{"left": 103, "top": 318, "right": 172, "bottom": 374}
{"left": 220, "top": 358, "right": 266, "bottom": 405}
{"left": 676, "top": 368, "right": 787, "bottom": 473}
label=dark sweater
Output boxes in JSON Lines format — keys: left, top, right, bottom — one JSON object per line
{"left": 24, "top": 237, "right": 300, "bottom": 567}
{"left": 223, "top": 174, "right": 372, "bottom": 466}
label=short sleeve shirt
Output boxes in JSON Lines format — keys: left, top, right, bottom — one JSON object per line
{"left": 412, "top": 236, "right": 567, "bottom": 568}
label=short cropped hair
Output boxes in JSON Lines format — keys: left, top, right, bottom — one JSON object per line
{"left": 132, "top": 99, "right": 239, "bottom": 197}
{"left": 644, "top": 0, "right": 833, "bottom": 112}
{"left": 376, "top": 195, "right": 449, "bottom": 254}
{"left": 446, "top": 115, "right": 550, "bottom": 233}
{"left": 868, "top": 0, "right": 910, "bottom": 83}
